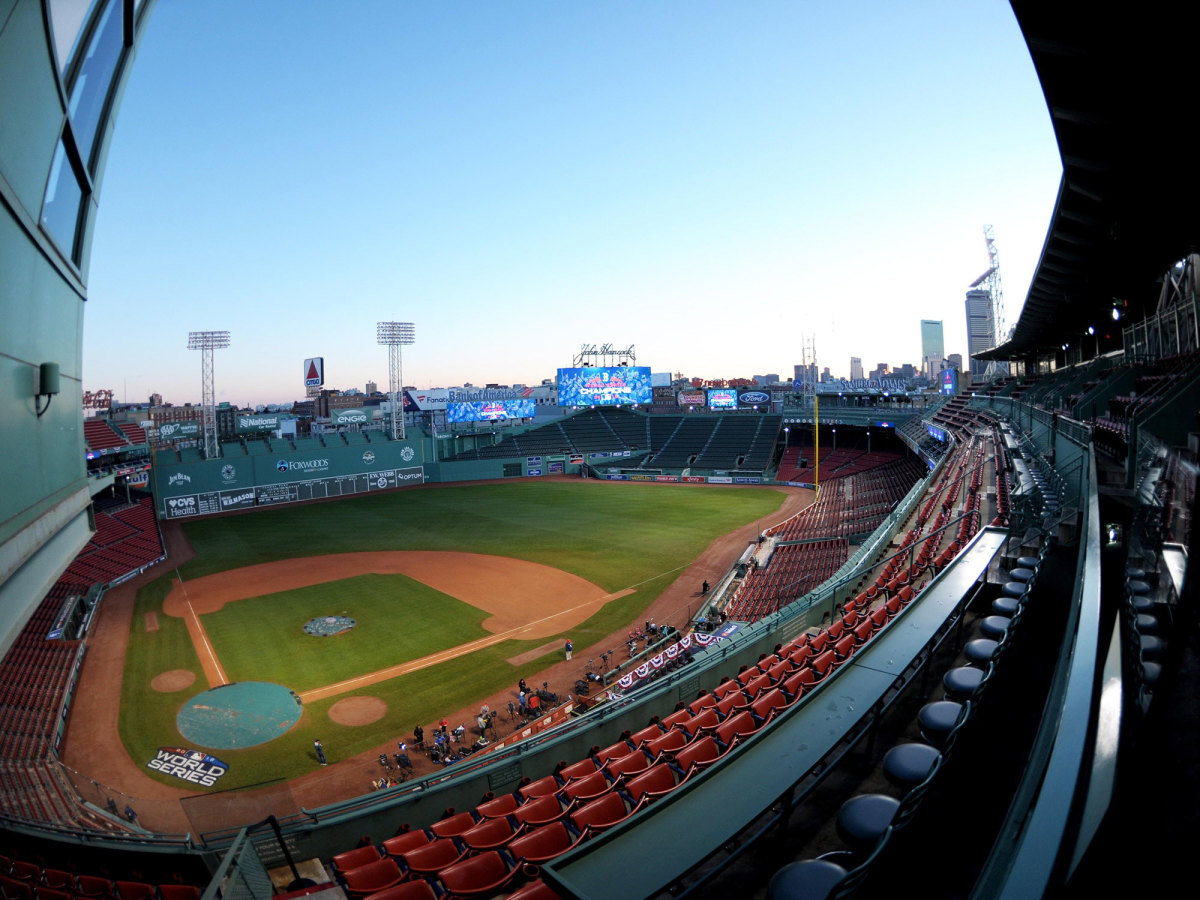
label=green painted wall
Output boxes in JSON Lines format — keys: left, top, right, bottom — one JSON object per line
{"left": 1, "top": 1, "right": 158, "bottom": 647}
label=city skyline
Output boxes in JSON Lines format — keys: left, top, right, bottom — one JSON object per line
{"left": 83, "top": 2, "right": 1060, "bottom": 407}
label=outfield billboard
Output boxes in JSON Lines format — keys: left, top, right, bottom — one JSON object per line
{"left": 236, "top": 413, "right": 281, "bottom": 433}
{"left": 447, "top": 399, "right": 536, "bottom": 423}
{"left": 332, "top": 408, "right": 371, "bottom": 426}
{"left": 157, "top": 420, "right": 201, "bottom": 440}
{"left": 677, "top": 390, "right": 706, "bottom": 407}
{"left": 557, "top": 367, "right": 652, "bottom": 407}
{"left": 737, "top": 390, "right": 771, "bottom": 408}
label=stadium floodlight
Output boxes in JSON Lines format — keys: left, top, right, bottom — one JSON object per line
{"left": 377, "top": 322, "right": 415, "bottom": 440}
{"left": 187, "top": 330, "right": 230, "bottom": 459}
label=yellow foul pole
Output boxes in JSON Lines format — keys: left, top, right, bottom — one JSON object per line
{"left": 814, "top": 393, "right": 819, "bottom": 496}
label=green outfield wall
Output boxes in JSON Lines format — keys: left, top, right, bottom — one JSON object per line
{"left": 153, "top": 437, "right": 430, "bottom": 519}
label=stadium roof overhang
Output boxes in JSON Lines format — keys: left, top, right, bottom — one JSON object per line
{"left": 980, "top": 2, "right": 1200, "bottom": 362}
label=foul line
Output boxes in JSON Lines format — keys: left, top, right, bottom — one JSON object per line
{"left": 176, "top": 568, "right": 228, "bottom": 686}
{"left": 298, "top": 588, "right": 635, "bottom": 703}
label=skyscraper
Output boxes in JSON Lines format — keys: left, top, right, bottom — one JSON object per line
{"left": 920, "top": 319, "right": 944, "bottom": 377}
{"left": 965, "top": 289, "right": 996, "bottom": 380}
{"left": 849, "top": 357, "right": 863, "bottom": 381}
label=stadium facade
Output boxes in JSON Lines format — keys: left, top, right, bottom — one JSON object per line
{"left": 1, "top": 0, "right": 157, "bottom": 655}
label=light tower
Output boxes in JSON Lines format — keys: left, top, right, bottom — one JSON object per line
{"left": 187, "top": 330, "right": 230, "bottom": 458}
{"left": 377, "top": 321, "right": 415, "bottom": 440}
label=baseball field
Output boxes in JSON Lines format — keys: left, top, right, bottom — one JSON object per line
{"left": 119, "top": 480, "right": 789, "bottom": 791}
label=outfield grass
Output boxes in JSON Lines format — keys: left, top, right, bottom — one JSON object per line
{"left": 124, "top": 481, "right": 786, "bottom": 788}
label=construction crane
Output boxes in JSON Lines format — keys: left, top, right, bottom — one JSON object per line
{"left": 970, "top": 225, "right": 1006, "bottom": 344}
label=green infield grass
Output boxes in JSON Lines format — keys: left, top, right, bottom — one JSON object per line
{"left": 201, "top": 573, "right": 490, "bottom": 692}
{"left": 123, "top": 480, "right": 786, "bottom": 789}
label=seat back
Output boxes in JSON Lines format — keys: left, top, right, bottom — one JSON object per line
{"left": 332, "top": 844, "right": 382, "bottom": 875}
{"left": 438, "top": 851, "right": 515, "bottom": 898}
{"left": 623, "top": 763, "right": 678, "bottom": 802}
{"left": 811, "top": 649, "right": 837, "bottom": 678}
{"left": 751, "top": 688, "right": 786, "bottom": 720}
{"left": 741, "top": 673, "right": 771, "bottom": 700}
{"left": 510, "top": 793, "right": 565, "bottom": 827}
{"left": 570, "top": 792, "right": 632, "bottom": 833}
{"left": 401, "top": 840, "right": 463, "bottom": 877}
{"left": 508, "top": 821, "right": 576, "bottom": 865}
{"left": 714, "top": 710, "right": 758, "bottom": 746}
{"left": 595, "top": 740, "right": 635, "bottom": 764}
{"left": 343, "top": 857, "right": 403, "bottom": 896}
{"left": 644, "top": 727, "right": 688, "bottom": 760}
{"left": 475, "top": 792, "right": 520, "bottom": 819}
{"left": 672, "top": 735, "right": 722, "bottom": 771}
{"left": 559, "top": 768, "right": 611, "bottom": 803}
{"left": 382, "top": 829, "right": 430, "bottom": 857}
{"left": 834, "top": 633, "right": 856, "bottom": 660}
{"left": 460, "top": 815, "right": 517, "bottom": 852}
{"left": 429, "top": 809, "right": 477, "bottom": 839}
{"left": 519, "top": 774, "right": 561, "bottom": 800}
{"left": 605, "top": 748, "right": 650, "bottom": 779}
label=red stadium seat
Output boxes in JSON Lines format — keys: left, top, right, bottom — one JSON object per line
{"left": 643, "top": 727, "right": 689, "bottom": 762}
{"left": 622, "top": 762, "right": 680, "bottom": 803}
{"left": 429, "top": 809, "right": 477, "bottom": 839}
{"left": 518, "top": 774, "right": 561, "bottom": 800}
{"left": 459, "top": 815, "right": 522, "bottom": 853}
{"left": 507, "top": 822, "right": 584, "bottom": 869}
{"left": 342, "top": 858, "right": 404, "bottom": 899}
{"left": 436, "top": 851, "right": 518, "bottom": 899}
{"left": 556, "top": 758, "right": 598, "bottom": 781}
{"left": 604, "top": 749, "right": 650, "bottom": 780}
{"left": 559, "top": 768, "right": 613, "bottom": 804}
{"left": 475, "top": 792, "right": 520, "bottom": 819}
{"left": 399, "top": 840, "right": 465, "bottom": 880}
{"left": 569, "top": 792, "right": 644, "bottom": 835}
{"left": 332, "top": 844, "right": 383, "bottom": 876}
{"left": 510, "top": 794, "right": 568, "bottom": 828}
{"left": 382, "top": 830, "right": 430, "bottom": 858}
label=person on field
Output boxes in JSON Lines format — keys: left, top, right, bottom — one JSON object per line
{"left": 565, "top": 638, "right": 573, "bottom": 660}
{"left": 314, "top": 739, "right": 327, "bottom": 766}
{"left": 527, "top": 691, "right": 541, "bottom": 716}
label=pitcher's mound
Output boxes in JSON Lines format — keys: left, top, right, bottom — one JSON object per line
{"left": 151, "top": 670, "right": 196, "bottom": 693}
{"left": 329, "top": 696, "right": 387, "bottom": 726}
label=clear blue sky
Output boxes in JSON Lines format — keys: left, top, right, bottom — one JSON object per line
{"left": 84, "top": 1, "right": 1061, "bottom": 408}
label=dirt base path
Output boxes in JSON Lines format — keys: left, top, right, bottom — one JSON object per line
{"left": 61, "top": 481, "right": 814, "bottom": 832}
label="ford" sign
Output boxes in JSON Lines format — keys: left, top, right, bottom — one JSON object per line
{"left": 738, "top": 391, "right": 771, "bottom": 405}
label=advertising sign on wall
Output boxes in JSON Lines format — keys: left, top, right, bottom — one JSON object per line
{"left": 332, "top": 408, "right": 371, "bottom": 426}
{"left": 157, "top": 420, "right": 201, "bottom": 440}
{"left": 677, "top": 390, "right": 706, "bottom": 406}
{"left": 236, "top": 413, "right": 281, "bottom": 434}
